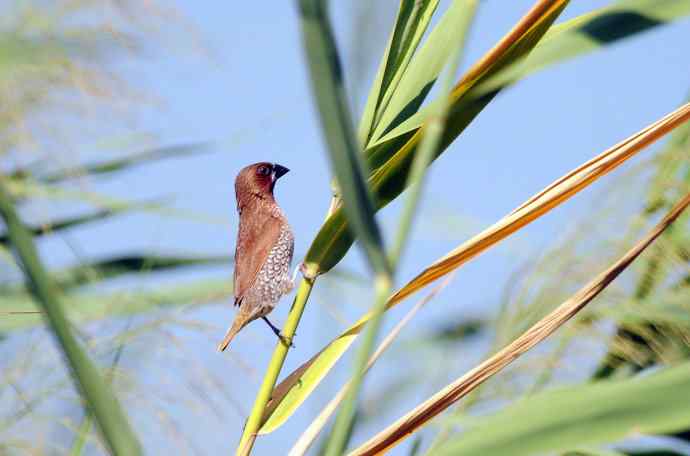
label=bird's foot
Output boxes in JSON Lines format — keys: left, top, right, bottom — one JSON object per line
{"left": 273, "top": 328, "right": 295, "bottom": 348}
{"left": 262, "top": 316, "right": 295, "bottom": 348}
{"left": 278, "top": 333, "right": 295, "bottom": 349}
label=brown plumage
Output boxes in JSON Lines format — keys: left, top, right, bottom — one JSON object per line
{"left": 217, "top": 162, "right": 295, "bottom": 351}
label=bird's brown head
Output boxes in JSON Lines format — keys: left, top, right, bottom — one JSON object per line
{"left": 235, "top": 162, "right": 290, "bottom": 206}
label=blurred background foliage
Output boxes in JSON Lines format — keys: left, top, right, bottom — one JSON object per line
{"left": 0, "top": 0, "right": 689, "bottom": 455}
{"left": 0, "top": 1, "right": 237, "bottom": 454}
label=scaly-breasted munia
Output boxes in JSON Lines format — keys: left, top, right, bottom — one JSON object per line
{"left": 217, "top": 162, "right": 295, "bottom": 351}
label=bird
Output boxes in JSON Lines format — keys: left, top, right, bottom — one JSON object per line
{"left": 217, "top": 162, "right": 296, "bottom": 352}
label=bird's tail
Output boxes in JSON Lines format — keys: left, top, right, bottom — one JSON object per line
{"left": 217, "top": 317, "right": 247, "bottom": 352}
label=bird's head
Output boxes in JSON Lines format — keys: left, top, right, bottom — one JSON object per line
{"left": 235, "top": 162, "right": 290, "bottom": 204}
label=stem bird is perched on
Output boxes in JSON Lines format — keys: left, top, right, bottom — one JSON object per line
{"left": 218, "top": 162, "right": 295, "bottom": 351}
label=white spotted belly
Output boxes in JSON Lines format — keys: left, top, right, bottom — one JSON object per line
{"left": 247, "top": 225, "right": 294, "bottom": 306}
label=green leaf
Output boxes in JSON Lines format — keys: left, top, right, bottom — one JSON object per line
{"left": 54, "top": 253, "right": 231, "bottom": 289}
{"left": 0, "top": 34, "right": 69, "bottom": 72}
{"left": 564, "top": 448, "right": 690, "bottom": 456}
{"left": 436, "top": 363, "right": 690, "bottom": 456}
{"left": 479, "top": 0, "right": 690, "bottom": 96}
{"left": 68, "top": 416, "right": 94, "bottom": 456}
{"left": 379, "top": 0, "right": 690, "bottom": 145}
{"left": 325, "top": 5, "right": 477, "bottom": 449}
{"left": 4, "top": 178, "right": 224, "bottom": 225}
{"left": 623, "top": 450, "right": 689, "bottom": 456}
{"left": 428, "top": 317, "right": 485, "bottom": 343}
{"left": 41, "top": 142, "right": 212, "bottom": 183}
{"left": 368, "top": 0, "right": 480, "bottom": 146}
{"left": 0, "top": 279, "right": 234, "bottom": 332}
{"left": 0, "top": 252, "right": 230, "bottom": 301}
{"left": 357, "top": 0, "right": 440, "bottom": 146}
{"left": 0, "top": 200, "right": 163, "bottom": 246}
{"left": 298, "top": 0, "right": 389, "bottom": 276}
{"left": 562, "top": 448, "right": 627, "bottom": 456}
{"left": 305, "top": 0, "right": 569, "bottom": 275}
{"left": 0, "top": 181, "right": 142, "bottom": 455}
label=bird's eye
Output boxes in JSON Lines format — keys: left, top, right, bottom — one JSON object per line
{"left": 256, "top": 165, "right": 271, "bottom": 176}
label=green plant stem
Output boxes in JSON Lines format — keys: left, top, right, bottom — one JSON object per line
{"left": 324, "top": 274, "right": 392, "bottom": 456}
{"left": 322, "top": 119, "right": 437, "bottom": 454}
{"left": 297, "top": 0, "right": 390, "bottom": 277}
{"left": 69, "top": 316, "right": 135, "bottom": 456}
{"left": 0, "top": 180, "right": 141, "bottom": 456}
{"left": 69, "top": 417, "right": 94, "bottom": 456}
{"left": 324, "top": 5, "right": 476, "bottom": 455}
{"left": 236, "top": 277, "right": 315, "bottom": 455}
{"left": 391, "top": 0, "right": 476, "bottom": 262}
{"left": 297, "top": 1, "right": 397, "bottom": 451}
{"left": 388, "top": 114, "right": 448, "bottom": 267}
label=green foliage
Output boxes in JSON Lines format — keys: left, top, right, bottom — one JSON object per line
{"left": 3, "top": 1, "right": 690, "bottom": 455}
{"left": 0, "top": 181, "right": 142, "bottom": 455}
{"left": 0, "top": 279, "right": 234, "bottom": 332}
{"left": 474, "top": 0, "right": 690, "bottom": 100}
{"left": 297, "top": 0, "right": 389, "bottom": 277}
{"left": 366, "top": 0, "right": 480, "bottom": 145}
{"left": 41, "top": 143, "right": 213, "bottom": 183}
{"left": 0, "top": 1, "right": 143, "bottom": 154}
{"left": 379, "top": 0, "right": 690, "bottom": 144}
{"left": 0, "top": 201, "right": 162, "bottom": 246}
{"left": 259, "top": 1, "right": 690, "bottom": 451}
{"left": 0, "top": 5, "right": 223, "bottom": 449}
{"left": 358, "top": 0, "right": 440, "bottom": 146}
{"left": 54, "top": 253, "right": 231, "bottom": 289}
{"left": 304, "top": 0, "right": 570, "bottom": 275}
{"left": 264, "top": 0, "right": 571, "bottom": 436}
{"left": 435, "top": 362, "right": 690, "bottom": 456}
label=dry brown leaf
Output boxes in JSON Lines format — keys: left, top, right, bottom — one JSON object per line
{"left": 349, "top": 191, "right": 690, "bottom": 455}
{"left": 390, "top": 102, "right": 690, "bottom": 305}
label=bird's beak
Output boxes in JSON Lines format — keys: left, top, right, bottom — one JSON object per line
{"left": 272, "top": 164, "right": 290, "bottom": 180}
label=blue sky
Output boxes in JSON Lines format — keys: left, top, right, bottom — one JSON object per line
{"left": 7, "top": 1, "right": 690, "bottom": 454}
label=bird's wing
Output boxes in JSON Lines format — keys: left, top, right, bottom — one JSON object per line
{"left": 233, "top": 207, "right": 283, "bottom": 305}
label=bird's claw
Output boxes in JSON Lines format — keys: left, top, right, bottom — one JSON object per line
{"left": 270, "top": 327, "right": 294, "bottom": 348}
{"left": 263, "top": 317, "right": 295, "bottom": 348}
{"left": 279, "top": 333, "right": 295, "bottom": 348}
